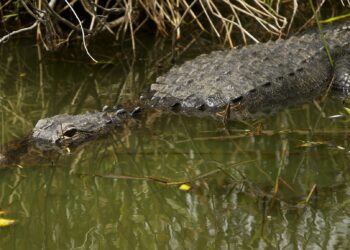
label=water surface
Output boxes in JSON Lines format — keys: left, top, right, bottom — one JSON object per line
{"left": 1, "top": 36, "right": 350, "bottom": 249}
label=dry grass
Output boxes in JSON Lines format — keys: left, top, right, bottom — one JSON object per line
{"left": 1, "top": 0, "right": 347, "bottom": 52}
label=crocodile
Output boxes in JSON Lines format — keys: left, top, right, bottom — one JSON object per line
{"left": 32, "top": 20, "right": 350, "bottom": 149}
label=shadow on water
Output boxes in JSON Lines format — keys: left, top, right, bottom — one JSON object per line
{"left": 1, "top": 34, "right": 350, "bottom": 249}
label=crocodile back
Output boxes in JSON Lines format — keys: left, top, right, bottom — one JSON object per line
{"left": 149, "top": 21, "right": 350, "bottom": 118}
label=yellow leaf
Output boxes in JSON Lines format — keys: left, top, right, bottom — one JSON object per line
{"left": 344, "top": 107, "right": 350, "bottom": 116}
{"left": 64, "top": 147, "right": 71, "bottom": 154}
{"left": 0, "top": 218, "right": 16, "bottom": 227}
{"left": 179, "top": 184, "right": 191, "bottom": 191}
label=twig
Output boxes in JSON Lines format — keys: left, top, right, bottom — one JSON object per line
{"left": 287, "top": 0, "right": 298, "bottom": 35}
{"left": 340, "top": 0, "right": 350, "bottom": 7}
{"left": 64, "top": 0, "right": 98, "bottom": 63}
{"left": 0, "top": 22, "right": 38, "bottom": 44}
{"left": 199, "top": 0, "right": 220, "bottom": 37}
{"left": 124, "top": 0, "right": 135, "bottom": 54}
{"left": 171, "top": 0, "right": 198, "bottom": 61}
{"left": 91, "top": 2, "right": 124, "bottom": 13}
{"left": 105, "top": 16, "right": 125, "bottom": 29}
{"left": 43, "top": 0, "right": 90, "bottom": 33}
{"left": 305, "top": 184, "right": 317, "bottom": 203}
{"left": 20, "top": 0, "right": 44, "bottom": 22}
{"left": 0, "top": 0, "right": 12, "bottom": 11}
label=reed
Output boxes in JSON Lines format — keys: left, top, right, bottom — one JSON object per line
{"left": 1, "top": 0, "right": 348, "bottom": 53}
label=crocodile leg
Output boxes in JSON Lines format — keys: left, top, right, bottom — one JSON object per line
{"left": 332, "top": 52, "right": 350, "bottom": 95}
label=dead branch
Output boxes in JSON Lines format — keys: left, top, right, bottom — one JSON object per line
{"left": 0, "top": 22, "right": 38, "bottom": 44}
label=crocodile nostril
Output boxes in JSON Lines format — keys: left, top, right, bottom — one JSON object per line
{"left": 262, "top": 82, "right": 272, "bottom": 87}
{"left": 171, "top": 102, "right": 181, "bottom": 111}
{"left": 197, "top": 104, "right": 206, "bottom": 111}
{"left": 249, "top": 88, "right": 257, "bottom": 94}
{"left": 231, "top": 96, "right": 243, "bottom": 103}
{"left": 63, "top": 128, "right": 77, "bottom": 137}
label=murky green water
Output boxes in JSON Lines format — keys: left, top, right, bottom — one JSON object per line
{"left": 1, "top": 36, "right": 350, "bottom": 249}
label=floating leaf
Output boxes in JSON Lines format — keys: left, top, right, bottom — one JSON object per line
{"left": 298, "top": 141, "right": 328, "bottom": 148}
{"left": 0, "top": 218, "right": 16, "bottom": 227}
{"left": 328, "top": 114, "right": 344, "bottom": 119}
{"left": 179, "top": 184, "right": 191, "bottom": 191}
{"left": 344, "top": 107, "right": 350, "bottom": 116}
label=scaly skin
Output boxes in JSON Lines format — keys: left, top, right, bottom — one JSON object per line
{"left": 149, "top": 21, "right": 350, "bottom": 119}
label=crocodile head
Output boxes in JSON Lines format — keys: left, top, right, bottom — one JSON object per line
{"left": 32, "top": 108, "right": 132, "bottom": 150}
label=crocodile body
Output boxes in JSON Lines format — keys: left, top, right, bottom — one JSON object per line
{"left": 149, "top": 21, "right": 350, "bottom": 119}
{"left": 32, "top": 21, "right": 350, "bottom": 149}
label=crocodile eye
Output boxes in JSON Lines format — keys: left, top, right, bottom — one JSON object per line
{"left": 63, "top": 128, "right": 77, "bottom": 137}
